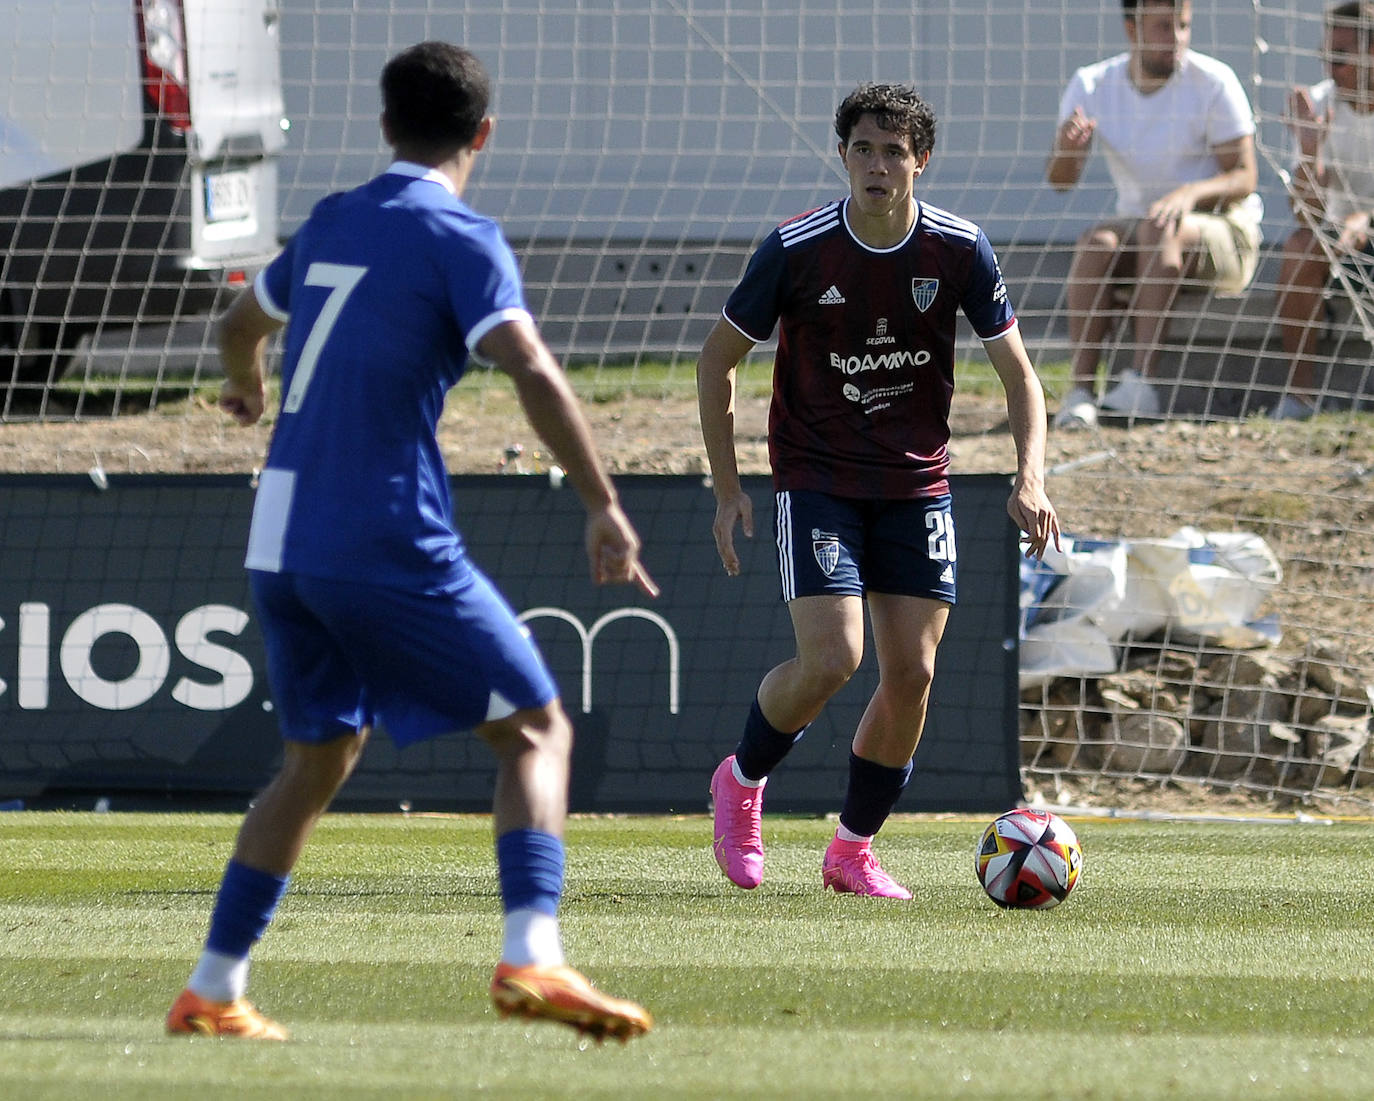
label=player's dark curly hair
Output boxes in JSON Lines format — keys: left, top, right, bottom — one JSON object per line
{"left": 1121, "top": 0, "right": 1181, "bottom": 15}
{"left": 834, "top": 84, "right": 937, "bottom": 159}
{"left": 381, "top": 42, "right": 490, "bottom": 156}
{"left": 1329, "top": 0, "right": 1374, "bottom": 32}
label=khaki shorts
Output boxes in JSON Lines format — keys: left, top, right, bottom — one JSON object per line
{"left": 1191, "top": 205, "right": 1262, "bottom": 297}
{"left": 1100, "top": 205, "right": 1262, "bottom": 298}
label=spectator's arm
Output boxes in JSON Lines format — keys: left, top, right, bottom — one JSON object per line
{"left": 1147, "top": 134, "right": 1258, "bottom": 227}
{"left": 1184, "top": 134, "right": 1259, "bottom": 213}
{"left": 1286, "top": 87, "right": 1331, "bottom": 223}
{"left": 1045, "top": 107, "right": 1095, "bottom": 192}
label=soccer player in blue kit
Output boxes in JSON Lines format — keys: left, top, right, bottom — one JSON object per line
{"left": 165, "top": 42, "right": 655, "bottom": 1042}
{"left": 699, "top": 84, "right": 1061, "bottom": 898}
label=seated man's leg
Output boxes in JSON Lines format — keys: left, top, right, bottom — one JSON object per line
{"left": 1275, "top": 225, "right": 1330, "bottom": 417}
{"left": 1058, "top": 221, "right": 1132, "bottom": 428}
{"left": 1125, "top": 214, "right": 1199, "bottom": 379}
{"left": 1100, "top": 212, "right": 1236, "bottom": 422}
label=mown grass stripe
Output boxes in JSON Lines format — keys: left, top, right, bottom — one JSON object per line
{"left": 2, "top": 812, "right": 1374, "bottom": 1098}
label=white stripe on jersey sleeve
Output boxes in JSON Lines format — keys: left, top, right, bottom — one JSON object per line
{"left": 919, "top": 203, "right": 980, "bottom": 244}
{"left": 779, "top": 202, "right": 842, "bottom": 248}
{"left": 721, "top": 309, "right": 769, "bottom": 346}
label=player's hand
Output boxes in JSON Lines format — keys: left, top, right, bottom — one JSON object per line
{"left": 711, "top": 490, "right": 754, "bottom": 577}
{"left": 586, "top": 505, "right": 659, "bottom": 597}
{"left": 220, "top": 376, "right": 266, "bottom": 426}
{"left": 1007, "top": 478, "right": 1061, "bottom": 562}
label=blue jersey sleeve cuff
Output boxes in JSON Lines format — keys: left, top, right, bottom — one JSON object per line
{"left": 254, "top": 269, "right": 289, "bottom": 322}
{"left": 467, "top": 308, "right": 535, "bottom": 365}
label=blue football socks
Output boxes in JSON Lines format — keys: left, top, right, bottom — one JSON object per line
{"left": 187, "top": 859, "right": 290, "bottom": 1001}
{"left": 496, "top": 828, "right": 565, "bottom": 916}
{"left": 496, "top": 828, "right": 566, "bottom": 967}
{"left": 838, "top": 752, "right": 914, "bottom": 839}
{"left": 204, "top": 859, "right": 290, "bottom": 959}
{"left": 734, "top": 696, "right": 807, "bottom": 782}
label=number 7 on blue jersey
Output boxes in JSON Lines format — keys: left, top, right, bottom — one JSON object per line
{"left": 282, "top": 262, "right": 368, "bottom": 414}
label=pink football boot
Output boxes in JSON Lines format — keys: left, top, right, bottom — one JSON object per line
{"left": 709, "top": 756, "right": 766, "bottom": 889}
{"left": 821, "top": 836, "right": 912, "bottom": 900}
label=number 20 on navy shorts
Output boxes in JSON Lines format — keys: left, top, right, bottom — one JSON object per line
{"left": 774, "top": 489, "right": 956, "bottom": 603}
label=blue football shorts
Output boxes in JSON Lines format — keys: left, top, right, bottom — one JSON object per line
{"left": 773, "top": 489, "right": 957, "bottom": 604}
{"left": 249, "top": 568, "right": 558, "bottom": 747}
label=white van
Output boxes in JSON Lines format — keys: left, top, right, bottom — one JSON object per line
{"left": 0, "top": 0, "right": 285, "bottom": 394}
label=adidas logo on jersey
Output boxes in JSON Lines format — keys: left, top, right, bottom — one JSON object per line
{"left": 939, "top": 565, "right": 954, "bottom": 584}
{"left": 818, "top": 285, "right": 846, "bottom": 305}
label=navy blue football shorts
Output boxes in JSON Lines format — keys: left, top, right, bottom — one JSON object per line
{"left": 773, "top": 490, "right": 957, "bottom": 604}
{"left": 250, "top": 568, "right": 558, "bottom": 748}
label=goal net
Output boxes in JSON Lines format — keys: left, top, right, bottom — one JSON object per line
{"left": 1, "top": 0, "right": 1371, "bottom": 812}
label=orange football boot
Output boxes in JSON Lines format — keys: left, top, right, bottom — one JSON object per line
{"left": 490, "top": 963, "right": 652, "bottom": 1042}
{"left": 165, "top": 988, "right": 288, "bottom": 1041}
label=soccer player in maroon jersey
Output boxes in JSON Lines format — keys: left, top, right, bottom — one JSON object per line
{"left": 698, "top": 83, "right": 1060, "bottom": 898}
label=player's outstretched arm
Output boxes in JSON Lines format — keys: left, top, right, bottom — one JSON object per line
{"left": 216, "top": 287, "right": 282, "bottom": 426}
{"left": 983, "top": 327, "right": 1061, "bottom": 561}
{"left": 479, "top": 318, "right": 658, "bottom": 597}
{"left": 696, "top": 319, "right": 758, "bottom": 577}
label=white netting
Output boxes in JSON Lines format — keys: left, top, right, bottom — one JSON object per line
{"left": 0, "top": 1, "right": 1370, "bottom": 808}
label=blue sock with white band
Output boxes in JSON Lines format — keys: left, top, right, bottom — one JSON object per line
{"left": 188, "top": 859, "right": 289, "bottom": 1001}
{"left": 496, "top": 828, "right": 566, "bottom": 967}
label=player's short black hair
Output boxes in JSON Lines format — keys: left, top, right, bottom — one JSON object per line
{"left": 834, "top": 84, "right": 937, "bottom": 159}
{"left": 380, "top": 42, "right": 490, "bottom": 156}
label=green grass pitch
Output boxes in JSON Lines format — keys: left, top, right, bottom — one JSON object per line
{"left": 2, "top": 810, "right": 1373, "bottom": 1099}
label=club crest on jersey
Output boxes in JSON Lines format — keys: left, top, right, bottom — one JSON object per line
{"left": 811, "top": 529, "right": 841, "bottom": 576}
{"left": 911, "top": 278, "right": 939, "bottom": 313}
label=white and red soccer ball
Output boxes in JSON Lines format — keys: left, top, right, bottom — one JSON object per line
{"left": 975, "top": 809, "right": 1083, "bottom": 909}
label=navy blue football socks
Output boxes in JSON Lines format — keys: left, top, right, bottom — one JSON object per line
{"left": 204, "top": 859, "right": 290, "bottom": 959}
{"left": 496, "top": 828, "right": 565, "bottom": 916}
{"left": 838, "top": 752, "right": 914, "bottom": 839}
{"left": 734, "top": 696, "right": 808, "bottom": 782}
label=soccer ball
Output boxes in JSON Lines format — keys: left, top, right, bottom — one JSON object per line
{"left": 975, "top": 809, "right": 1082, "bottom": 909}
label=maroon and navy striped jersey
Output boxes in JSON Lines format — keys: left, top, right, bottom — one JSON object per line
{"left": 722, "top": 197, "right": 1017, "bottom": 500}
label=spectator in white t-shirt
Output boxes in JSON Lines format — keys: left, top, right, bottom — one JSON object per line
{"left": 1046, "top": 0, "right": 1262, "bottom": 428}
{"left": 1272, "top": 1, "right": 1374, "bottom": 421}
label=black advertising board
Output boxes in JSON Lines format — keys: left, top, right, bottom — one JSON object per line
{"left": 0, "top": 474, "right": 1020, "bottom": 813}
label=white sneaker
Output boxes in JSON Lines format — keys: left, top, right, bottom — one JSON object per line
{"left": 1053, "top": 387, "right": 1098, "bottom": 430}
{"left": 1098, "top": 370, "right": 1162, "bottom": 421}
{"left": 1270, "top": 395, "right": 1315, "bottom": 422}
